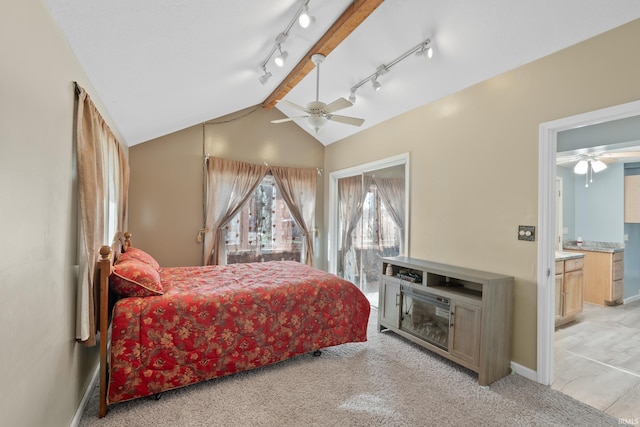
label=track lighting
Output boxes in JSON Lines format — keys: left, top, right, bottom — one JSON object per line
{"left": 348, "top": 89, "right": 356, "bottom": 103}
{"left": 348, "top": 38, "right": 433, "bottom": 102}
{"left": 274, "top": 44, "right": 289, "bottom": 67}
{"left": 372, "top": 75, "right": 382, "bottom": 91}
{"left": 259, "top": 67, "right": 272, "bottom": 85}
{"left": 415, "top": 41, "right": 434, "bottom": 59}
{"left": 257, "top": 1, "right": 314, "bottom": 84}
{"left": 298, "top": 4, "right": 315, "bottom": 28}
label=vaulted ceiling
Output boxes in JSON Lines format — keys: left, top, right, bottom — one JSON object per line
{"left": 43, "top": 0, "right": 640, "bottom": 147}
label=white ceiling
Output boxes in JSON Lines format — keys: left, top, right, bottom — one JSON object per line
{"left": 43, "top": 0, "right": 640, "bottom": 147}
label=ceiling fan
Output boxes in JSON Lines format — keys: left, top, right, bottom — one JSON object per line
{"left": 556, "top": 149, "right": 640, "bottom": 167}
{"left": 556, "top": 149, "right": 640, "bottom": 187}
{"left": 271, "top": 53, "right": 364, "bottom": 133}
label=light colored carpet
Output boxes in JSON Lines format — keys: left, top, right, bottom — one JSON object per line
{"left": 80, "top": 309, "right": 617, "bottom": 426}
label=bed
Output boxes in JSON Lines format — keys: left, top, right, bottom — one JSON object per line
{"left": 96, "top": 233, "right": 370, "bottom": 417}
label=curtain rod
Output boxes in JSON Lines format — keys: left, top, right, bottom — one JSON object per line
{"left": 203, "top": 154, "right": 322, "bottom": 175}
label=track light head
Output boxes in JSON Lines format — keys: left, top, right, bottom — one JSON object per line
{"left": 426, "top": 46, "right": 434, "bottom": 58}
{"left": 274, "top": 45, "right": 288, "bottom": 67}
{"left": 416, "top": 40, "right": 434, "bottom": 59}
{"left": 372, "top": 76, "right": 382, "bottom": 91}
{"left": 259, "top": 70, "right": 272, "bottom": 85}
{"left": 298, "top": 5, "right": 315, "bottom": 29}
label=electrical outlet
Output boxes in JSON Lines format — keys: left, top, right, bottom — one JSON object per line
{"left": 518, "top": 225, "right": 535, "bottom": 241}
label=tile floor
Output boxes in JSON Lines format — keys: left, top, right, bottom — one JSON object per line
{"left": 553, "top": 300, "right": 640, "bottom": 422}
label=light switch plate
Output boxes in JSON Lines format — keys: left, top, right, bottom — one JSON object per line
{"left": 518, "top": 225, "right": 535, "bottom": 241}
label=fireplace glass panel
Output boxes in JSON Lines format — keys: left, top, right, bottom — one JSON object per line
{"left": 400, "top": 291, "right": 450, "bottom": 349}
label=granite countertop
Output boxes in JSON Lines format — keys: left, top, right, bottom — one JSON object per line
{"left": 555, "top": 251, "right": 585, "bottom": 261}
{"left": 562, "top": 241, "right": 624, "bottom": 254}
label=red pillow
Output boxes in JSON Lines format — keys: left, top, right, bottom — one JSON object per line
{"left": 119, "top": 247, "right": 160, "bottom": 271}
{"left": 110, "top": 258, "right": 163, "bottom": 297}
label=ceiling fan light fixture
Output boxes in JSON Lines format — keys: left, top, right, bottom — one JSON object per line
{"left": 307, "top": 114, "right": 327, "bottom": 133}
{"left": 591, "top": 159, "right": 607, "bottom": 173}
{"left": 573, "top": 160, "right": 588, "bottom": 174}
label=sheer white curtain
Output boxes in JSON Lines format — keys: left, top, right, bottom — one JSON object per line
{"left": 271, "top": 166, "right": 317, "bottom": 266}
{"left": 338, "top": 174, "right": 373, "bottom": 280}
{"left": 203, "top": 157, "right": 268, "bottom": 265}
{"left": 373, "top": 176, "right": 405, "bottom": 252}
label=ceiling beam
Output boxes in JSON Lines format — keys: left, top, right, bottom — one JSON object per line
{"left": 262, "top": 0, "right": 384, "bottom": 109}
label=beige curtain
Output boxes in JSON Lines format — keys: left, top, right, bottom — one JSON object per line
{"left": 271, "top": 166, "right": 317, "bottom": 266}
{"left": 203, "top": 157, "right": 268, "bottom": 265}
{"left": 75, "top": 85, "right": 128, "bottom": 346}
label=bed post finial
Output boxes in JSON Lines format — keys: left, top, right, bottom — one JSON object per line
{"left": 124, "top": 232, "right": 132, "bottom": 249}
{"left": 99, "top": 245, "right": 111, "bottom": 259}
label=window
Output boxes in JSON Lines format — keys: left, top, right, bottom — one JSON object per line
{"left": 104, "top": 142, "right": 120, "bottom": 244}
{"left": 330, "top": 155, "right": 408, "bottom": 308}
{"left": 225, "top": 174, "right": 303, "bottom": 264}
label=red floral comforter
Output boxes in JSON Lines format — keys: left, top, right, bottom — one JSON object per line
{"left": 108, "top": 261, "right": 370, "bottom": 404}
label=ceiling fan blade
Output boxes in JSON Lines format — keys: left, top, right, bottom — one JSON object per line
{"left": 602, "top": 151, "right": 640, "bottom": 158}
{"left": 276, "top": 99, "right": 309, "bottom": 113}
{"left": 271, "top": 115, "right": 309, "bottom": 124}
{"left": 327, "top": 114, "right": 365, "bottom": 127}
{"left": 556, "top": 156, "right": 581, "bottom": 165}
{"left": 324, "top": 97, "right": 353, "bottom": 113}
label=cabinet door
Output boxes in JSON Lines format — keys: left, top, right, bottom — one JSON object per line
{"left": 555, "top": 274, "right": 563, "bottom": 320}
{"left": 625, "top": 175, "right": 640, "bottom": 223}
{"left": 380, "top": 279, "right": 401, "bottom": 328}
{"left": 563, "top": 269, "right": 583, "bottom": 317}
{"left": 449, "top": 300, "right": 481, "bottom": 369}
{"left": 610, "top": 257, "right": 624, "bottom": 302}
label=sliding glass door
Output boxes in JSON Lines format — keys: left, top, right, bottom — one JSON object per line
{"left": 331, "top": 156, "right": 408, "bottom": 308}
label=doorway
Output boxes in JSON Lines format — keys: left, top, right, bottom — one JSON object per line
{"left": 328, "top": 154, "right": 409, "bottom": 307}
{"left": 537, "top": 99, "right": 640, "bottom": 386}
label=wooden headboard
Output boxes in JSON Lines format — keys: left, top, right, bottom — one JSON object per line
{"left": 96, "top": 231, "right": 132, "bottom": 417}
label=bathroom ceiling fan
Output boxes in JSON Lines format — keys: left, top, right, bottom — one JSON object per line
{"left": 556, "top": 148, "right": 640, "bottom": 187}
{"left": 271, "top": 53, "right": 364, "bottom": 133}
{"left": 556, "top": 149, "right": 640, "bottom": 166}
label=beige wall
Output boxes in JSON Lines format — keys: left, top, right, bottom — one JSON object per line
{"left": 0, "top": 1, "right": 125, "bottom": 426}
{"left": 324, "top": 19, "right": 640, "bottom": 370}
{"left": 129, "top": 106, "right": 326, "bottom": 268}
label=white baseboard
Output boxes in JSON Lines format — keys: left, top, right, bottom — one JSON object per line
{"left": 69, "top": 364, "right": 100, "bottom": 427}
{"left": 510, "top": 361, "right": 537, "bottom": 382}
{"left": 624, "top": 293, "right": 640, "bottom": 304}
